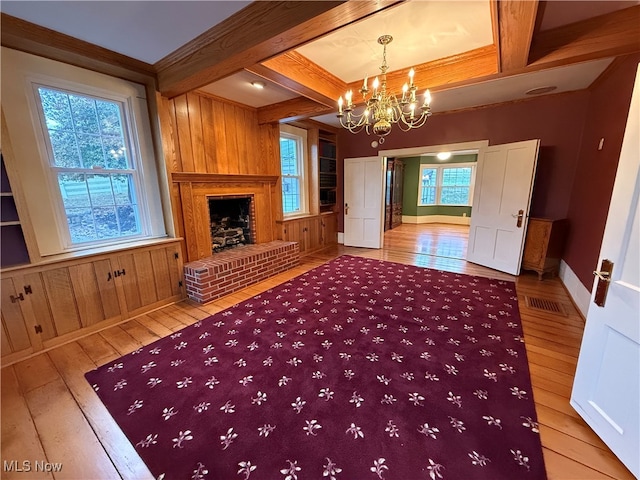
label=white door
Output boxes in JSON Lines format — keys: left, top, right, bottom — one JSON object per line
{"left": 467, "top": 139, "right": 540, "bottom": 275}
{"left": 343, "top": 156, "right": 386, "bottom": 248}
{"left": 570, "top": 64, "right": 640, "bottom": 477}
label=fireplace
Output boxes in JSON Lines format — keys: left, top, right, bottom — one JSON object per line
{"left": 208, "top": 195, "right": 255, "bottom": 253}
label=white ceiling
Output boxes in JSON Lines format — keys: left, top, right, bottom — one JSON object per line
{"left": 1, "top": 1, "right": 251, "bottom": 64}
{"left": 1, "top": 0, "right": 634, "bottom": 128}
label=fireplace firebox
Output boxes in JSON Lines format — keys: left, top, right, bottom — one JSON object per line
{"left": 207, "top": 195, "right": 255, "bottom": 253}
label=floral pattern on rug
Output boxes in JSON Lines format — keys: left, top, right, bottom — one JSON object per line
{"left": 86, "top": 255, "right": 546, "bottom": 479}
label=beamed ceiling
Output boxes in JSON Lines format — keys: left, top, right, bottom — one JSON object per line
{"left": 2, "top": 1, "right": 639, "bottom": 127}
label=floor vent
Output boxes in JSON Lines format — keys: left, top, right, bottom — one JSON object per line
{"left": 524, "top": 296, "right": 568, "bottom": 316}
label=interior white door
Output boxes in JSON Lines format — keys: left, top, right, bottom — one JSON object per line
{"left": 467, "top": 139, "right": 540, "bottom": 275}
{"left": 570, "top": 64, "right": 640, "bottom": 478}
{"left": 343, "top": 156, "right": 385, "bottom": 248}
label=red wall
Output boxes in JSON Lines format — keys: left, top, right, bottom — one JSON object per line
{"left": 337, "top": 54, "right": 639, "bottom": 289}
{"left": 564, "top": 54, "right": 640, "bottom": 288}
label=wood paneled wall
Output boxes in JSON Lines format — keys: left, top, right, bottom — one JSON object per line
{"left": 159, "top": 91, "right": 283, "bottom": 261}
{"left": 161, "top": 92, "right": 281, "bottom": 176}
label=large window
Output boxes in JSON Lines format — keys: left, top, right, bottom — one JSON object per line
{"left": 418, "top": 164, "right": 475, "bottom": 206}
{"left": 36, "top": 86, "right": 143, "bottom": 244}
{"left": 2, "top": 48, "right": 166, "bottom": 256}
{"left": 280, "top": 125, "right": 308, "bottom": 216}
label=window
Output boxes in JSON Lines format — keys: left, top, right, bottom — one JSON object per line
{"left": 280, "top": 125, "right": 308, "bottom": 216}
{"left": 418, "top": 164, "right": 475, "bottom": 206}
{"left": 36, "top": 86, "right": 143, "bottom": 244}
{"left": 2, "top": 48, "right": 167, "bottom": 256}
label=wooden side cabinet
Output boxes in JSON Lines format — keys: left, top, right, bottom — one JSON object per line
{"left": 521, "top": 218, "right": 568, "bottom": 280}
{"left": 0, "top": 240, "right": 184, "bottom": 366}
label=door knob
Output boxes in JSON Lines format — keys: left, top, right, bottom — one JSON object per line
{"left": 593, "top": 259, "right": 614, "bottom": 307}
{"left": 512, "top": 209, "right": 524, "bottom": 228}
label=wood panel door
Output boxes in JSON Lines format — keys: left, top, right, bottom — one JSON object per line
{"left": 344, "top": 156, "right": 386, "bottom": 249}
{"left": 467, "top": 140, "right": 539, "bottom": 275}
{"left": 114, "top": 245, "right": 183, "bottom": 316}
{"left": 571, "top": 64, "right": 640, "bottom": 477}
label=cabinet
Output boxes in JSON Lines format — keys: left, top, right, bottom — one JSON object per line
{"left": 385, "top": 158, "right": 404, "bottom": 231}
{"left": 0, "top": 240, "right": 184, "bottom": 365}
{"left": 319, "top": 136, "right": 338, "bottom": 213}
{"left": 279, "top": 213, "right": 337, "bottom": 256}
{"left": 521, "top": 218, "right": 568, "bottom": 280}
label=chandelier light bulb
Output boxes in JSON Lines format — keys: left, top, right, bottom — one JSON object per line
{"left": 338, "top": 96, "right": 343, "bottom": 113}
{"left": 409, "top": 68, "right": 415, "bottom": 84}
{"left": 424, "top": 90, "right": 432, "bottom": 106}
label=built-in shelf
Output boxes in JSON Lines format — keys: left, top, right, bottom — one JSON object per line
{"left": 1, "top": 152, "right": 31, "bottom": 268}
{"left": 319, "top": 136, "right": 337, "bottom": 213}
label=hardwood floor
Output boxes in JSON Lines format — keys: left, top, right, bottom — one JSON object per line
{"left": 1, "top": 224, "right": 634, "bottom": 479}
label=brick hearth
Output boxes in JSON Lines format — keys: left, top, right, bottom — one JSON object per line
{"left": 183, "top": 241, "right": 300, "bottom": 304}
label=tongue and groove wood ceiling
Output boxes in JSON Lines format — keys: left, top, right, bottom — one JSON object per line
{"left": 2, "top": 1, "right": 639, "bottom": 125}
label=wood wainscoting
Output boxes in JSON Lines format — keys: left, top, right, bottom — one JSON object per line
{"left": 172, "top": 173, "right": 280, "bottom": 262}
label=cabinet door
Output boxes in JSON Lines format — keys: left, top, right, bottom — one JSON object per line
{"left": 115, "top": 245, "right": 183, "bottom": 314}
{"left": 149, "top": 245, "right": 183, "bottom": 301}
{"left": 22, "top": 272, "right": 57, "bottom": 341}
{"left": 0, "top": 278, "right": 32, "bottom": 354}
{"left": 41, "top": 268, "right": 82, "bottom": 336}
{"left": 322, "top": 214, "right": 338, "bottom": 246}
{"left": 306, "top": 217, "right": 321, "bottom": 252}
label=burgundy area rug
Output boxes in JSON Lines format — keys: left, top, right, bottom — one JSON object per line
{"left": 86, "top": 255, "right": 546, "bottom": 480}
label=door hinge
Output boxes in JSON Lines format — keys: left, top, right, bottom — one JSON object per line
{"left": 10, "top": 293, "right": 24, "bottom": 303}
{"left": 34, "top": 325, "right": 43, "bottom": 334}
{"left": 24, "top": 285, "right": 33, "bottom": 295}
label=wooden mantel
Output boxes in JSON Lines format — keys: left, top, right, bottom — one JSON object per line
{"left": 172, "top": 173, "right": 279, "bottom": 184}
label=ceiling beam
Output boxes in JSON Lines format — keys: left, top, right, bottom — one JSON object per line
{"left": 529, "top": 5, "right": 640, "bottom": 68}
{"left": 156, "top": 0, "right": 405, "bottom": 98}
{"left": 257, "top": 97, "right": 332, "bottom": 124}
{"left": 247, "top": 51, "right": 347, "bottom": 107}
{"left": 496, "top": 0, "right": 539, "bottom": 71}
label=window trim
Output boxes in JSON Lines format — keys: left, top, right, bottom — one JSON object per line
{"left": 417, "top": 162, "right": 476, "bottom": 207}
{"left": 280, "top": 124, "right": 309, "bottom": 218}
{"left": 31, "top": 83, "right": 151, "bottom": 248}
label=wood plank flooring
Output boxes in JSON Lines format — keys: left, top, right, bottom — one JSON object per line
{"left": 1, "top": 224, "right": 634, "bottom": 479}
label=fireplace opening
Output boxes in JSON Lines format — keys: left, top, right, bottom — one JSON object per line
{"left": 207, "top": 195, "right": 255, "bottom": 253}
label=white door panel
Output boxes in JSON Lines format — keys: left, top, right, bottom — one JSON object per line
{"left": 571, "top": 63, "right": 640, "bottom": 477}
{"left": 467, "top": 139, "right": 539, "bottom": 275}
{"left": 344, "top": 156, "right": 385, "bottom": 249}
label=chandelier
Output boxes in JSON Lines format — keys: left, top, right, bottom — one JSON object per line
{"left": 337, "top": 35, "right": 432, "bottom": 144}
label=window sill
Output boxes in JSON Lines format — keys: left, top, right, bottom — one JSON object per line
{"left": 1, "top": 236, "right": 183, "bottom": 273}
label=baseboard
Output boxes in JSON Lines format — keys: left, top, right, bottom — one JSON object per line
{"left": 337, "top": 232, "right": 344, "bottom": 244}
{"left": 558, "top": 260, "right": 591, "bottom": 318}
{"left": 402, "top": 215, "right": 471, "bottom": 225}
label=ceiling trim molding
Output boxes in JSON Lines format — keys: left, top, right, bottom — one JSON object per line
{"left": 155, "top": 0, "right": 405, "bottom": 98}
{"left": 257, "top": 97, "right": 332, "bottom": 124}
{"left": 529, "top": 5, "right": 640, "bottom": 67}
{"left": 345, "top": 45, "right": 498, "bottom": 96}
{"left": 0, "top": 13, "right": 156, "bottom": 85}
{"left": 497, "top": 0, "right": 539, "bottom": 71}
